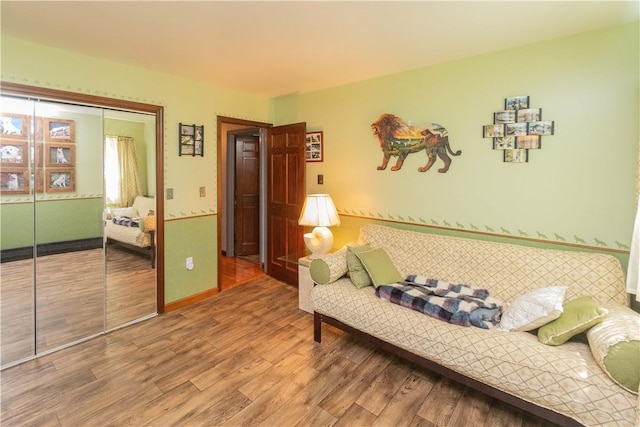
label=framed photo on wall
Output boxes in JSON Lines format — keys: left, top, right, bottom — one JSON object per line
{"left": 179, "top": 123, "right": 204, "bottom": 157}
{"left": 0, "top": 140, "right": 28, "bottom": 166}
{"left": 44, "top": 118, "right": 75, "bottom": 143}
{"left": 45, "top": 144, "right": 76, "bottom": 167}
{"left": 0, "top": 113, "right": 28, "bottom": 140}
{"left": 503, "top": 148, "right": 529, "bottom": 163}
{"left": 305, "top": 131, "right": 323, "bottom": 162}
{"left": 46, "top": 169, "right": 75, "bottom": 192}
{"left": 0, "top": 168, "right": 30, "bottom": 194}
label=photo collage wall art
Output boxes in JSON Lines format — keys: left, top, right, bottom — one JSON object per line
{"left": 0, "top": 113, "right": 76, "bottom": 194}
{"left": 482, "top": 96, "right": 555, "bottom": 163}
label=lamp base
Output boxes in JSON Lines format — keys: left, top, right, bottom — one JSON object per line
{"left": 304, "top": 226, "right": 334, "bottom": 259}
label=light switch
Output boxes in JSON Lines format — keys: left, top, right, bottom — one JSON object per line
{"left": 199, "top": 186, "right": 206, "bottom": 197}
{"left": 167, "top": 188, "right": 174, "bottom": 200}
{"left": 318, "top": 174, "right": 324, "bottom": 185}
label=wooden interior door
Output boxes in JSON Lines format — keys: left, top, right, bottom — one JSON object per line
{"left": 234, "top": 134, "right": 260, "bottom": 256}
{"left": 266, "top": 122, "right": 306, "bottom": 286}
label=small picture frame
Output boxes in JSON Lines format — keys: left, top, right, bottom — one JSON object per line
{"left": 305, "top": 131, "right": 323, "bottom": 162}
{"left": 516, "top": 108, "right": 542, "bottom": 123}
{"left": 516, "top": 135, "right": 542, "bottom": 149}
{"left": 44, "top": 118, "right": 75, "bottom": 143}
{"left": 0, "top": 140, "right": 28, "bottom": 166}
{"left": 45, "top": 143, "right": 75, "bottom": 167}
{"left": 494, "top": 110, "right": 515, "bottom": 124}
{"left": 505, "top": 96, "right": 530, "bottom": 111}
{"left": 179, "top": 123, "right": 204, "bottom": 156}
{"left": 505, "top": 122, "right": 528, "bottom": 137}
{"left": 504, "top": 149, "right": 529, "bottom": 163}
{"left": 46, "top": 169, "right": 75, "bottom": 192}
{"left": 528, "top": 121, "right": 554, "bottom": 136}
{"left": 0, "top": 168, "right": 30, "bottom": 194}
{"left": 0, "top": 113, "right": 28, "bottom": 140}
{"left": 493, "top": 136, "right": 515, "bottom": 150}
{"left": 483, "top": 124, "right": 505, "bottom": 138}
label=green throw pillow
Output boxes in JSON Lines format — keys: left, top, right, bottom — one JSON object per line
{"left": 354, "top": 247, "right": 402, "bottom": 288}
{"left": 587, "top": 305, "right": 640, "bottom": 394}
{"left": 309, "top": 246, "right": 348, "bottom": 285}
{"left": 603, "top": 341, "right": 640, "bottom": 393}
{"left": 538, "top": 296, "right": 608, "bottom": 346}
{"left": 346, "top": 244, "right": 373, "bottom": 288}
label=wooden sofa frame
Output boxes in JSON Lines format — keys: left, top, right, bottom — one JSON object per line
{"left": 314, "top": 311, "right": 582, "bottom": 427}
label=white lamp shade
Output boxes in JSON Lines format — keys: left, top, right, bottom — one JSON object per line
{"left": 298, "top": 194, "right": 340, "bottom": 227}
{"left": 299, "top": 194, "right": 340, "bottom": 258}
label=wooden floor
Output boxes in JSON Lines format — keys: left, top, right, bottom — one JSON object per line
{"left": 0, "top": 246, "right": 156, "bottom": 366}
{"left": 220, "top": 254, "right": 265, "bottom": 290}
{"left": 0, "top": 275, "right": 555, "bottom": 427}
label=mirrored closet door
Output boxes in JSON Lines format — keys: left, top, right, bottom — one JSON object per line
{"left": 0, "top": 95, "right": 157, "bottom": 368}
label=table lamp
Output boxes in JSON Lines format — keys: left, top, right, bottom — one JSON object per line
{"left": 298, "top": 194, "right": 340, "bottom": 258}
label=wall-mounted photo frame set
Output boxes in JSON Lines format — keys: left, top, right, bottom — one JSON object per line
{"left": 45, "top": 143, "right": 75, "bottom": 167}
{"left": 305, "top": 131, "right": 323, "bottom": 162}
{"left": 44, "top": 118, "right": 75, "bottom": 143}
{"left": 179, "top": 123, "right": 204, "bottom": 156}
{"left": 45, "top": 169, "right": 75, "bottom": 192}
{"left": 483, "top": 96, "right": 556, "bottom": 163}
{"left": 0, "top": 168, "right": 30, "bottom": 194}
{"left": 0, "top": 113, "right": 29, "bottom": 140}
{"left": 0, "top": 140, "right": 28, "bottom": 167}
{"left": 504, "top": 149, "right": 528, "bottom": 163}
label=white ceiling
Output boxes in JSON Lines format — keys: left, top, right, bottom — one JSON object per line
{"left": 2, "top": 1, "right": 638, "bottom": 97}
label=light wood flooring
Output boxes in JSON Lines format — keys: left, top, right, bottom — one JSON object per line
{"left": 220, "top": 255, "right": 265, "bottom": 291}
{"left": 1, "top": 275, "right": 556, "bottom": 427}
{"left": 0, "top": 246, "right": 156, "bottom": 366}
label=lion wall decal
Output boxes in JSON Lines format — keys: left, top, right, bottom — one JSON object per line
{"left": 371, "top": 113, "right": 461, "bottom": 173}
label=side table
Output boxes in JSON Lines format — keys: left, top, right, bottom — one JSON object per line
{"left": 297, "top": 256, "right": 313, "bottom": 313}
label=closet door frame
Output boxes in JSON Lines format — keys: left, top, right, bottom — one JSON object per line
{"left": 1, "top": 83, "right": 165, "bottom": 313}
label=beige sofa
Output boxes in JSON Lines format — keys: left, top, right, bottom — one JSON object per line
{"left": 311, "top": 224, "right": 639, "bottom": 426}
{"left": 105, "top": 196, "right": 156, "bottom": 267}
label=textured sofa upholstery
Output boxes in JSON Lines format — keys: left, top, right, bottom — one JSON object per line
{"left": 105, "top": 196, "right": 156, "bottom": 267}
{"left": 312, "top": 224, "right": 638, "bottom": 426}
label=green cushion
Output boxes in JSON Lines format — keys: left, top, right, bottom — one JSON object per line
{"left": 309, "top": 246, "right": 348, "bottom": 285}
{"left": 603, "top": 340, "right": 640, "bottom": 393}
{"left": 587, "top": 305, "right": 640, "bottom": 394}
{"left": 346, "top": 244, "right": 373, "bottom": 288}
{"left": 538, "top": 296, "right": 608, "bottom": 346}
{"left": 354, "top": 247, "right": 402, "bottom": 288}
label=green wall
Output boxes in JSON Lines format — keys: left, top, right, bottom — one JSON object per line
{"left": 2, "top": 22, "right": 638, "bottom": 305}
{"left": 2, "top": 36, "right": 271, "bottom": 303}
{"left": 274, "top": 23, "right": 639, "bottom": 258}
{"left": 164, "top": 215, "right": 217, "bottom": 303}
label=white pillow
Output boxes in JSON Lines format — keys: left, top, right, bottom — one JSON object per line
{"left": 499, "top": 286, "right": 567, "bottom": 332}
{"left": 113, "top": 206, "right": 136, "bottom": 219}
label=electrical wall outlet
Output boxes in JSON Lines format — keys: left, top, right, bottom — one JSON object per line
{"left": 186, "top": 257, "right": 194, "bottom": 270}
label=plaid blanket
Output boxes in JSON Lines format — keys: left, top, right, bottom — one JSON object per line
{"left": 375, "top": 275, "right": 503, "bottom": 329}
{"left": 112, "top": 217, "right": 140, "bottom": 228}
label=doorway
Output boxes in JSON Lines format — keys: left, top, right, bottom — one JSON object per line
{"left": 217, "top": 116, "right": 307, "bottom": 289}
{"left": 217, "top": 117, "right": 271, "bottom": 290}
